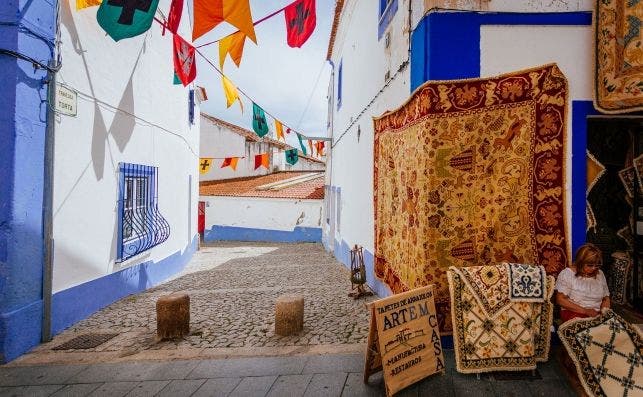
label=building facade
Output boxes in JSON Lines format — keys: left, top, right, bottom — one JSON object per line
{"left": 323, "top": 0, "right": 635, "bottom": 302}
{"left": 1, "top": 0, "right": 199, "bottom": 362}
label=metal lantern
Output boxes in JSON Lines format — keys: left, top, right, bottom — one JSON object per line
{"left": 349, "top": 244, "right": 373, "bottom": 299}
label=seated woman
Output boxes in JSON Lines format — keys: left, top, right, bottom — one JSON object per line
{"left": 555, "top": 243, "right": 611, "bottom": 322}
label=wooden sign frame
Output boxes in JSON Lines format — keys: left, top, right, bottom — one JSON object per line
{"left": 364, "top": 285, "right": 445, "bottom": 396}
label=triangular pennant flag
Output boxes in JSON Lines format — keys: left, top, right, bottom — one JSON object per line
{"left": 284, "top": 0, "right": 316, "bottom": 48}
{"left": 254, "top": 153, "right": 269, "bottom": 170}
{"left": 285, "top": 148, "right": 299, "bottom": 165}
{"left": 307, "top": 139, "right": 314, "bottom": 155}
{"left": 252, "top": 103, "right": 269, "bottom": 138}
{"left": 221, "top": 157, "right": 239, "bottom": 171}
{"left": 315, "top": 141, "right": 325, "bottom": 156}
{"left": 222, "top": 76, "right": 243, "bottom": 112}
{"left": 173, "top": 34, "right": 196, "bottom": 86}
{"left": 296, "top": 133, "right": 307, "bottom": 155}
{"left": 77, "top": 0, "right": 101, "bottom": 10}
{"left": 219, "top": 31, "right": 247, "bottom": 69}
{"left": 199, "top": 158, "right": 213, "bottom": 174}
{"left": 96, "top": 0, "right": 160, "bottom": 41}
{"left": 275, "top": 120, "right": 285, "bottom": 141}
{"left": 166, "top": 0, "right": 183, "bottom": 34}
{"left": 193, "top": 0, "right": 257, "bottom": 43}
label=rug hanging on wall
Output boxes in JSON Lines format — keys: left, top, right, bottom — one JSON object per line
{"left": 594, "top": 0, "right": 643, "bottom": 114}
{"left": 372, "top": 63, "right": 569, "bottom": 333}
{"left": 558, "top": 310, "right": 643, "bottom": 397}
{"left": 447, "top": 264, "right": 554, "bottom": 373}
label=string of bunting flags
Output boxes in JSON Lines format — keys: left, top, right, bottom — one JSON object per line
{"left": 76, "top": 0, "right": 324, "bottom": 172}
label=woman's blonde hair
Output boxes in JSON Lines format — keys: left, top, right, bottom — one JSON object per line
{"left": 573, "top": 243, "right": 602, "bottom": 277}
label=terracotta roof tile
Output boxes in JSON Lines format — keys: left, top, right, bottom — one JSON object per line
{"left": 199, "top": 172, "right": 325, "bottom": 199}
{"left": 326, "top": 0, "right": 345, "bottom": 60}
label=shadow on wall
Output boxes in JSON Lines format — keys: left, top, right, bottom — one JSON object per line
{"left": 60, "top": 0, "right": 139, "bottom": 181}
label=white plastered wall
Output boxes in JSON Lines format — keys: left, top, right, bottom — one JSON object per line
{"left": 325, "top": 0, "right": 423, "bottom": 253}
{"left": 201, "top": 196, "right": 323, "bottom": 231}
{"left": 52, "top": 0, "right": 199, "bottom": 292}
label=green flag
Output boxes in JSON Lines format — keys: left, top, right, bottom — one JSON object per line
{"left": 173, "top": 72, "right": 181, "bottom": 85}
{"left": 296, "top": 132, "right": 307, "bottom": 155}
{"left": 252, "top": 103, "right": 269, "bottom": 138}
{"left": 97, "top": 0, "right": 160, "bottom": 41}
{"left": 285, "top": 148, "right": 299, "bottom": 165}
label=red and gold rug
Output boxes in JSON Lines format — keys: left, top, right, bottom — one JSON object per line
{"left": 373, "top": 64, "right": 570, "bottom": 333}
{"left": 594, "top": 0, "right": 643, "bottom": 113}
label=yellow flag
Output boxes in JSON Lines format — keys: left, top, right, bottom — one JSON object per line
{"left": 193, "top": 0, "right": 257, "bottom": 43}
{"left": 77, "top": 0, "right": 101, "bottom": 9}
{"left": 219, "top": 31, "right": 247, "bottom": 69}
{"left": 199, "top": 158, "right": 213, "bottom": 174}
{"left": 222, "top": 75, "right": 243, "bottom": 113}
{"left": 275, "top": 120, "right": 284, "bottom": 141}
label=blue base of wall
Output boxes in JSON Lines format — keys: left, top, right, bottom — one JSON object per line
{"left": 204, "top": 225, "right": 322, "bottom": 243}
{"left": 330, "top": 238, "right": 454, "bottom": 348}
{"left": 0, "top": 300, "right": 43, "bottom": 363}
{"left": 50, "top": 236, "right": 198, "bottom": 337}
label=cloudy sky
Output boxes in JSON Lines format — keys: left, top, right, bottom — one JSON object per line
{"left": 193, "top": 0, "right": 335, "bottom": 150}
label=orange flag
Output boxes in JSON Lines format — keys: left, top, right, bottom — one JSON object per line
{"left": 222, "top": 75, "right": 243, "bottom": 112}
{"left": 315, "top": 141, "right": 325, "bottom": 156}
{"left": 308, "top": 139, "right": 314, "bottom": 155}
{"left": 193, "top": 0, "right": 257, "bottom": 43}
{"left": 77, "top": 0, "right": 101, "bottom": 9}
{"left": 221, "top": 157, "right": 239, "bottom": 171}
{"left": 254, "top": 153, "right": 269, "bottom": 170}
{"left": 275, "top": 120, "right": 285, "bottom": 141}
{"left": 219, "top": 31, "right": 247, "bottom": 69}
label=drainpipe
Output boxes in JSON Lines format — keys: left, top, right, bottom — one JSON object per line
{"left": 42, "top": 0, "right": 62, "bottom": 342}
{"left": 326, "top": 60, "right": 335, "bottom": 251}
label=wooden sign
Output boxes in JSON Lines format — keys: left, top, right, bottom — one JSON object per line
{"left": 364, "top": 285, "right": 445, "bottom": 396}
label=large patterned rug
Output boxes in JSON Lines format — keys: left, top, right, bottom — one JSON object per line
{"left": 558, "top": 310, "right": 643, "bottom": 397}
{"left": 447, "top": 264, "right": 554, "bottom": 374}
{"left": 373, "top": 64, "right": 569, "bottom": 333}
{"left": 594, "top": 0, "right": 643, "bottom": 114}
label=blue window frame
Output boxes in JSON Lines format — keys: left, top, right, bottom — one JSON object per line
{"left": 117, "top": 163, "right": 170, "bottom": 262}
{"left": 189, "top": 89, "right": 195, "bottom": 124}
{"left": 378, "top": 0, "right": 398, "bottom": 40}
{"left": 337, "top": 60, "right": 343, "bottom": 110}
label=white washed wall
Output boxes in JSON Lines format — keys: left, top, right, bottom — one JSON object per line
{"left": 201, "top": 196, "right": 323, "bottom": 231}
{"left": 423, "top": 0, "right": 592, "bottom": 12}
{"left": 324, "top": 0, "right": 422, "bottom": 252}
{"left": 52, "top": 0, "right": 199, "bottom": 292}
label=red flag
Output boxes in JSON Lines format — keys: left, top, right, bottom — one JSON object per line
{"left": 173, "top": 35, "right": 196, "bottom": 86}
{"left": 221, "top": 157, "right": 239, "bottom": 171}
{"left": 167, "top": 0, "right": 183, "bottom": 34}
{"left": 254, "top": 153, "right": 269, "bottom": 170}
{"left": 315, "top": 141, "right": 325, "bottom": 156}
{"left": 284, "top": 0, "right": 316, "bottom": 48}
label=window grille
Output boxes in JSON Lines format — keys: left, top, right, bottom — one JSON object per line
{"left": 117, "top": 163, "right": 170, "bottom": 262}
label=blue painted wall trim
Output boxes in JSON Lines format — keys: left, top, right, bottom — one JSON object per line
{"left": 571, "top": 101, "right": 600, "bottom": 255}
{"left": 0, "top": 0, "right": 57, "bottom": 363}
{"left": 205, "top": 225, "right": 322, "bottom": 243}
{"left": 410, "top": 11, "right": 592, "bottom": 90}
{"left": 51, "top": 235, "right": 198, "bottom": 335}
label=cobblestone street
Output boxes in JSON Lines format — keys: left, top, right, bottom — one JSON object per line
{"left": 17, "top": 242, "right": 378, "bottom": 365}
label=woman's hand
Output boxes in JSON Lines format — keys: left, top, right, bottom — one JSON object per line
{"left": 583, "top": 308, "right": 600, "bottom": 317}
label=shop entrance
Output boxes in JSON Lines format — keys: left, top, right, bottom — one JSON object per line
{"left": 586, "top": 117, "right": 643, "bottom": 315}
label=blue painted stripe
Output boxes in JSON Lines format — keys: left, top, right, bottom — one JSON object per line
{"left": 205, "top": 225, "right": 322, "bottom": 243}
{"left": 571, "top": 101, "right": 599, "bottom": 255}
{"left": 51, "top": 236, "right": 198, "bottom": 336}
{"left": 411, "top": 11, "right": 592, "bottom": 89}
{"left": 0, "top": 300, "right": 43, "bottom": 363}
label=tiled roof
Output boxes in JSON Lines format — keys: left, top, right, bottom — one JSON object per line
{"left": 200, "top": 113, "right": 325, "bottom": 164}
{"left": 199, "top": 172, "right": 325, "bottom": 199}
{"left": 326, "top": 0, "right": 345, "bottom": 60}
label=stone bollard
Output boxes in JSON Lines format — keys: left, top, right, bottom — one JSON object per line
{"left": 156, "top": 293, "right": 190, "bottom": 340}
{"left": 275, "top": 294, "right": 304, "bottom": 336}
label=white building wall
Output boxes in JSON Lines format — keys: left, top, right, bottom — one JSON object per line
{"left": 325, "top": 0, "right": 422, "bottom": 253}
{"left": 423, "top": 0, "right": 592, "bottom": 12}
{"left": 52, "top": 0, "right": 198, "bottom": 292}
{"left": 201, "top": 196, "right": 323, "bottom": 231}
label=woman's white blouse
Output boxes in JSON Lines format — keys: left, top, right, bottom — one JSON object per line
{"left": 555, "top": 267, "right": 610, "bottom": 310}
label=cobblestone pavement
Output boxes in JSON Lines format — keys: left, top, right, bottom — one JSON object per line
{"left": 16, "top": 242, "right": 378, "bottom": 364}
